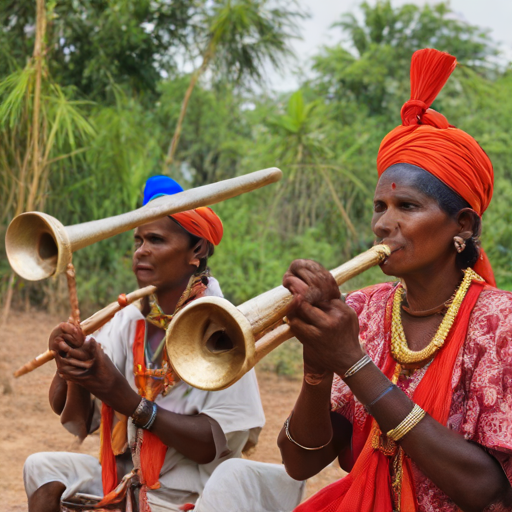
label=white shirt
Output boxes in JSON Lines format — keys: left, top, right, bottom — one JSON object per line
{"left": 92, "top": 278, "right": 265, "bottom": 497}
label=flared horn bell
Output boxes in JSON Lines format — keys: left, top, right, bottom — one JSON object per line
{"left": 167, "top": 245, "right": 392, "bottom": 391}
{"left": 167, "top": 297, "right": 256, "bottom": 391}
{"left": 6, "top": 212, "right": 71, "bottom": 281}
{"left": 5, "top": 168, "right": 282, "bottom": 281}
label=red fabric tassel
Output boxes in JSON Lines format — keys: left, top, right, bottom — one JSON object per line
{"left": 400, "top": 49, "right": 457, "bottom": 127}
{"left": 473, "top": 249, "right": 496, "bottom": 288}
{"left": 140, "top": 430, "right": 168, "bottom": 489}
{"left": 100, "top": 403, "right": 118, "bottom": 495}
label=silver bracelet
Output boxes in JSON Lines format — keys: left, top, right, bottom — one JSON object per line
{"left": 343, "top": 354, "right": 372, "bottom": 379}
{"left": 142, "top": 402, "right": 158, "bottom": 430}
{"left": 284, "top": 413, "right": 332, "bottom": 451}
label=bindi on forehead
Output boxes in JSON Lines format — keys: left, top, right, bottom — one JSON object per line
{"left": 391, "top": 182, "right": 396, "bottom": 190}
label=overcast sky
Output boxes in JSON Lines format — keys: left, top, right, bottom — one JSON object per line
{"left": 269, "top": 0, "right": 512, "bottom": 90}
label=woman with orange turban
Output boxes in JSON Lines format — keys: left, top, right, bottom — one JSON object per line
{"left": 278, "top": 49, "right": 512, "bottom": 511}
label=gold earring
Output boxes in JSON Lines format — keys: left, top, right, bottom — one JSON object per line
{"left": 454, "top": 236, "right": 466, "bottom": 253}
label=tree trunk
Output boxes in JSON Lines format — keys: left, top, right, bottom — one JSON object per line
{"left": 2, "top": 0, "right": 46, "bottom": 325}
{"left": 0, "top": 272, "right": 16, "bottom": 328}
{"left": 165, "top": 46, "right": 213, "bottom": 168}
{"left": 26, "top": 0, "right": 46, "bottom": 211}
{"left": 319, "top": 167, "right": 358, "bottom": 237}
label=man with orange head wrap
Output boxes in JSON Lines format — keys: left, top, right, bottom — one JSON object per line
{"left": 23, "top": 176, "right": 266, "bottom": 512}
{"left": 278, "top": 49, "right": 512, "bottom": 511}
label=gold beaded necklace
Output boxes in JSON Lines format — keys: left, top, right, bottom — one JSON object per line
{"left": 391, "top": 268, "right": 482, "bottom": 365}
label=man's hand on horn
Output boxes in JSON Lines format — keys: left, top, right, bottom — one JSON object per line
{"left": 51, "top": 323, "right": 140, "bottom": 416}
{"left": 283, "top": 259, "right": 364, "bottom": 377}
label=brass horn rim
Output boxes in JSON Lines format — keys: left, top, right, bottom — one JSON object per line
{"left": 167, "top": 296, "right": 256, "bottom": 391}
{"left": 5, "top": 212, "right": 71, "bottom": 281}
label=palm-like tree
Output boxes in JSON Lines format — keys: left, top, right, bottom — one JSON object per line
{"left": 0, "top": 0, "right": 93, "bottom": 324}
{"left": 268, "top": 90, "right": 366, "bottom": 237}
{"left": 165, "top": 0, "right": 302, "bottom": 167}
{"left": 312, "top": 1, "right": 496, "bottom": 116}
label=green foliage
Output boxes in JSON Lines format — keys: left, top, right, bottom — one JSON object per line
{"left": 0, "top": 0, "right": 197, "bottom": 101}
{"left": 311, "top": 0, "right": 497, "bottom": 116}
{"left": 1, "top": 0, "right": 512, "bottom": 373}
{"left": 157, "top": 77, "right": 250, "bottom": 184}
{"left": 204, "top": 0, "right": 303, "bottom": 85}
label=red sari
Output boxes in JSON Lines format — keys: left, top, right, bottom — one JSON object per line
{"left": 320, "top": 282, "right": 512, "bottom": 512}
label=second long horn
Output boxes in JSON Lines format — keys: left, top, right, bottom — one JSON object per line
{"left": 166, "top": 244, "right": 391, "bottom": 391}
{"left": 6, "top": 167, "right": 282, "bottom": 281}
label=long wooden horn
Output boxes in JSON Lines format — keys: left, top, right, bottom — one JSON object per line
{"left": 13, "top": 285, "right": 156, "bottom": 378}
{"left": 166, "top": 245, "right": 391, "bottom": 391}
{"left": 6, "top": 168, "right": 281, "bottom": 281}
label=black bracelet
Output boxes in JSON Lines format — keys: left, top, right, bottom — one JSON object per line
{"left": 364, "top": 384, "right": 396, "bottom": 413}
{"left": 132, "top": 397, "right": 154, "bottom": 428}
{"left": 142, "top": 402, "right": 158, "bottom": 430}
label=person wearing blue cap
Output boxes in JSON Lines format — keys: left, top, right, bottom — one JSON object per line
{"left": 23, "top": 176, "right": 269, "bottom": 512}
{"left": 143, "top": 175, "right": 185, "bottom": 204}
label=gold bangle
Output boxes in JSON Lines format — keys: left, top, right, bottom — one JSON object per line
{"left": 344, "top": 354, "right": 372, "bottom": 379}
{"left": 284, "top": 414, "right": 332, "bottom": 451}
{"left": 386, "top": 404, "right": 426, "bottom": 442}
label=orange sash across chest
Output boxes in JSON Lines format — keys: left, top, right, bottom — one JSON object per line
{"left": 100, "top": 320, "right": 168, "bottom": 495}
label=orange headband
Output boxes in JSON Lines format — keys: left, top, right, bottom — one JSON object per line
{"left": 171, "top": 207, "right": 223, "bottom": 246}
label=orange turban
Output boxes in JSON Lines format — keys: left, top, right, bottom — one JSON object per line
{"left": 377, "top": 48, "right": 495, "bottom": 286}
{"left": 172, "top": 207, "right": 224, "bottom": 246}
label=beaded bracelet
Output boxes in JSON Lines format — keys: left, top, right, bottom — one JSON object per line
{"left": 284, "top": 413, "right": 332, "bottom": 451}
{"left": 386, "top": 404, "right": 426, "bottom": 442}
{"left": 343, "top": 354, "right": 372, "bottom": 379}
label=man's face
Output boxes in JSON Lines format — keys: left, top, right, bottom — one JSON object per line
{"left": 132, "top": 217, "right": 196, "bottom": 291}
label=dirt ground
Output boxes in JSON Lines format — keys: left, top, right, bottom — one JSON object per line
{"left": 0, "top": 311, "right": 345, "bottom": 511}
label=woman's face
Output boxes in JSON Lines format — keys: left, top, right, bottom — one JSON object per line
{"left": 372, "top": 169, "right": 460, "bottom": 278}
{"left": 132, "top": 217, "right": 198, "bottom": 291}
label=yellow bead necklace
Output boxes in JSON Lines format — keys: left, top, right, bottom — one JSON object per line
{"left": 391, "top": 268, "right": 482, "bottom": 365}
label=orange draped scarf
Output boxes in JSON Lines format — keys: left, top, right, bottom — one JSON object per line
{"left": 99, "top": 320, "right": 168, "bottom": 497}
{"left": 294, "top": 278, "right": 485, "bottom": 512}
{"left": 377, "top": 48, "right": 495, "bottom": 286}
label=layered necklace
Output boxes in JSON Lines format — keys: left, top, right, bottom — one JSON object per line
{"left": 391, "top": 268, "right": 482, "bottom": 366}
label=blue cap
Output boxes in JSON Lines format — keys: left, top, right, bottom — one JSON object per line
{"left": 143, "top": 175, "right": 184, "bottom": 206}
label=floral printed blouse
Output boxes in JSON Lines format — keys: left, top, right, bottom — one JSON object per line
{"left": 331, "top": 282, "right": 512, "bottom": 512}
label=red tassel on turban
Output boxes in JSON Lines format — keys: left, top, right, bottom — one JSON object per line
{"left": 377, "top": 48, "right": 495, "bottom": 286}
{"left": 172, "top": 207, "right": 223, "bottom": 246}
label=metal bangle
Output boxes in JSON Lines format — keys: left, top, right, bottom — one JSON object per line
{"left": 343, "top": 354, "right": 372, "bottom": 379}
{"left": 284, "top": 413, "right": 332, "bottom": 451}
{"left": 132, "top": 397, "right": 154, "bottom": 429}
{"left": 142, "top": 403, "right": 158, "bottom": 430}
{"left": 386, "top": 404, "right": 426, "bottom": 442}
{"left": 364, "top": 384, "right": 396, "bottom": 413}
